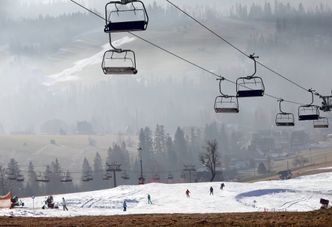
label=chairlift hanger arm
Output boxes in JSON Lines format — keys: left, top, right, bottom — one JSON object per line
{"left": 217, "top": 77, "right": 227, "bottom": 96}
{"left": 248, "top": 54, "right": 259, "bottom": 78}
{"left": 108, "top": 34, "right": 122, "bottom": 51}
{"left": 308, "top": 89, "right": 316, "bottom": 106}
{"left": 278, "top": 99, "right": 285, "bottom": 114}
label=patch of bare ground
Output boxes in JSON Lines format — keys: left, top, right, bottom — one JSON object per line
{"left": 0, "top": 209, "right": 331, "bottom": 227}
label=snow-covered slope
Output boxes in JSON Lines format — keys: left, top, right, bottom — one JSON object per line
{"left": 1, "top": 172, "right": 332, "bottom": 217}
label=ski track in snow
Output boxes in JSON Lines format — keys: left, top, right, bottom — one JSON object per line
{"left": 42, "top": 36, "right": 136, "bottom": 87}
{"left": 1, "top": 172, "right": 332, "bottom": 217}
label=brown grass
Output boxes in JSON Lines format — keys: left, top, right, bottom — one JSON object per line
{"left": 0, "top": 209, "right": 331, "bottom": 227}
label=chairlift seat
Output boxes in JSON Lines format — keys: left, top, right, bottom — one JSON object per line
{"left": 237, "top": 89, "right": 264, "bottom": 97}
{"left": 215, "top": 107, "right": 239, "bottom": 113}
{"left": 167, "top": 174, "right": 174, "bottom": 180}
{"left": 61, "top": 177, "right": 73, "bottom": 183}
{"left": 103, "top": 67, "right": 137, "bottom": 75}
{"left": 314, "top": 124, "right": 329, "bottom": 128}
{"left": 7, "top": 175, "right": 17, "bottom": 181}
{"left": 299, "top": 114, "right": 319, "bottom": 121}
{"left": 36, "top": 177, "right": 49, "bottom": 183}
{"left": 16, "top": 175, "right": 24, "bottom": 182}
{"left": 121, "top": 175, "right": 130, "bottom": 180}
{"left": 104, "top": 21, "right": 147, "bottom": 33}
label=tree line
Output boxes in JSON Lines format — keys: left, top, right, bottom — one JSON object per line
{"left": 0, "top": 123, "right": 228, "bottom": 197}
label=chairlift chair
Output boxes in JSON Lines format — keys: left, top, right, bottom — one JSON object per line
{"left": 104, "top": 0, "right": 149, "bottom": 33}
{"left": 102, "top": 49, "right": 137, "bottom": 75}
{"left": 7, "top": 173, "right": 17, "bottom": 181}
{"left": 153, "top": 174, "right": 160, "bottom": 181}
{"left": 275, "top": 99, "right": 295, "bottom": 126}
{"left": 36, "top": 173, "right": 50, "bottom": 183}
{"left": 313, "top": 117, "right": 329, "bottom": 128}
{"left": 121, "top": 171, "right": 130, "bottom": 180}
{"left": 236, "top": 54, "right": 265, "bottom": 98}
{"left": 61, "top": 172, "right": 73, "bottom": 183}
{"left": 298, "top": 89, "right": 320, "bottom": 121}
{"left": 16, "top": 174, "right": 24, "bottom": 182}
{"left": 82, "top": 173, "right": 93, "bottom": 182}
{"left": 103, "top": 171, "right": 112, "bottom": 180}
{"left": 214, "top": 77, "right": 239, "bottom": 113}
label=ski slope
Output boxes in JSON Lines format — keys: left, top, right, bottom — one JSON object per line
{"left": 1, "top": 172, "right": 331, "bottom": 217}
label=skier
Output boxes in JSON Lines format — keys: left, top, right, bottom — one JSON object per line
{"left": 220, "top": 183, "right": 225, "bottom": 190}
{"left": 210, "top": 186, "right": 214, "bottom": 195}
{"left": 147, "top": 194, "right": 152, "bottom": 204}
{"left": 185, "top": 189, "right": 190, "bottom": 198}
{"left": 62, "top": 197, "right": 68, "bottom": 211}
{"left": 123, "top": 200, "right": 127, "bottom": 212}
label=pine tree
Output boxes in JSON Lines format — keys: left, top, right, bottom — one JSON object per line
{"left": 174, "top": 127, "right": 187, "bottom": 164}
{"left": 81, "top": 158, "right": 93, "bottom": 192}
{"left": 93, "top": 152, "right": 107, "bottom": 190}
{"left": 166, "top": 134, "right": 177, "bottom": 172}
{"left": 25, "top": 161, "right": 40, "bottom": 196}
{"left": 6, "top": 159, "right": 24, "bottom": 196}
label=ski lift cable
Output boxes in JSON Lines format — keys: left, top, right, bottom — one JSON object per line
{"left": 68, "top": 0, "right": 302, "bottom": 105}
{"left": 165, "top": 0, "right": 314, "bottom": 94}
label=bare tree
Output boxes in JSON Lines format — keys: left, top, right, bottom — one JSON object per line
{"left": 200, "top": 140, "right": 220, "bottom": 182}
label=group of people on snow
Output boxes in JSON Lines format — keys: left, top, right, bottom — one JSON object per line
{"left": 41, "top": 195, "right": 68, "bottom": 211}
{"left": 186, "top": 183, "right": 225, "bottom": 199}
{"left": 11, "top": 182, "right": 226, "bottom": 212}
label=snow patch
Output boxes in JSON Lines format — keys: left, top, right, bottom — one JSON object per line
{"left": 1, "top": 172, "right": 332, "bottom": 217}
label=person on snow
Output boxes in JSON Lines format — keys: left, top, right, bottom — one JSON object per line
{"left": 10, "top": 195, "right": 23, "bottom": 208}
{"left": 210, "top": 186, "right": 214, "bottom": 195}
{"left": 46, "top": 195, "right": 54, "bottom": 208}
{"left": 147, "top": 194, "right": 152, "bottom": 204}
{"left": 62, "top": 197, "right": 68, "bottom": 211}
{"left": 220, "top": 183, "right": 225, "bottom": 190}
{"left": 123, "top": 200, "right": 127, "bottom": 212}
{"left": 185, "top": 189, "right": 190, "bottom": 198}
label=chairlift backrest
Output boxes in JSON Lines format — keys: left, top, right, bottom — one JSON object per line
{"left": 16, "top": 174, "right": 24, "bottom": 182}
{"left": 102, "top": 49, "right": 137, "bottom": 75}
{"left": 104, "top": 0, "right": 149, "bottom": 33}
{"left": 236, "top": 54, "right": 265, "bottom": 98}
{"left": 61, "top": 173, "right": 73, "bottom": 183}
{"left": 36, "top": 173, "right": 50, "bottom": 183}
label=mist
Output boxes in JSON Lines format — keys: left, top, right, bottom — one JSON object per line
{"left": 0, "top": 0, "right": 332, "bottom": 196}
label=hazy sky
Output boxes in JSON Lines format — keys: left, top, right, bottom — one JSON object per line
{"left": 9, "top": 0, "right": 332, "bottom": 18}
